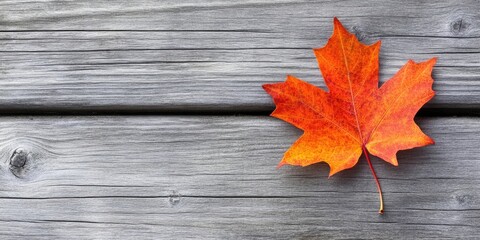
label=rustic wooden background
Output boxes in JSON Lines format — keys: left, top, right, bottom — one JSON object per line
{"left": 1, "top": 0, "right": 479, "bottom": 239}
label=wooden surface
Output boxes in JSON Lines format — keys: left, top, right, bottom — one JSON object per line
{"left": 1, "top": 0, "right": 480, "bottom": 239}
{"left": 0, "top": 117, "right": 479, "bottom": 239}
{"left": 1, "top": 0, "right": 480, "bottom": 111}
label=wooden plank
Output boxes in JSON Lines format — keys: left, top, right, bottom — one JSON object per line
{"left": 0, "top": 116, "right": 479, "bottom": 239}
{"left": 1, "top": 0, "right": 480, "bottom": 111}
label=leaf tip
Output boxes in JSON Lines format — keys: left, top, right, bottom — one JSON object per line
{"left": 426, "top": 136, "right": 435, "bottom": 145}
{"left": 373, "top": 40, "right": 382, "bottom": 49}
{"left": 392, "top": 160, "right": 399, "bottom": 167}
{"left": 424, "top": 57, "right": 438, "bottom": 70}
{"left": 262, "top": 83, "right": 279, "bottom": 97}
{"left": 333, "top": 17, "right": 344, "bottom": 30}
{"left": 328, "top": 167, "right": 340, "bottom": 178}
{"left": 388, "top": 155, "right": 399, "bottom": 166}
{"left": 262, "top": 83, "right": 271, "bottom": 91}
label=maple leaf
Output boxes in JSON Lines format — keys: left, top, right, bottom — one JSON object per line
{"left": 262, "top": 18, "right": 436, "bottom": 213}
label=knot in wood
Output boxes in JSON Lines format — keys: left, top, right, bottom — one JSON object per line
{"left": 451, "top": 18, "right": 469, "bottom": 34}
{"left": 9, "top": 147, "right": 36, "bottom": 179}
{"left": 455, "top": 194, "right": 473, "bottom": 206}
{"left": 10, "top": 148, "right": 28, "bottom": 168}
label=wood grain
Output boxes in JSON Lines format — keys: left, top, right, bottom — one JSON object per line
{"left": 0, "top": 116, "right": 479, "bottom": 239}
{"left": 1, "top": 1, "right": 479, "bottom": 239}
{"left": 1, "top": 0, "right": 480, "bottom": 111}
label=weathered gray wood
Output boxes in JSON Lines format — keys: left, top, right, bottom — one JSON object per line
{"left": 1, "top": 0, "right": 480, "bottom": 111}
{"left": 0, "top": 116, "right": 479, "bottom": 239}
{"left": 1, "top": 1, "right": 480, "bottom": 239}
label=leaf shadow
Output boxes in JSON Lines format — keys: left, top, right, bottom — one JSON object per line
{"left": 279, "top": 158, "right": 371, "bottom": 191}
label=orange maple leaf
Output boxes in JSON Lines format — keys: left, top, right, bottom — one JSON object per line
{"left": 263, "top": 18, "right": 436, "bottom": 213}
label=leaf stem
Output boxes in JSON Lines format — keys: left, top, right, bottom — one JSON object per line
{"left": 362, "top": 145, "right": 384, "bottom": 214}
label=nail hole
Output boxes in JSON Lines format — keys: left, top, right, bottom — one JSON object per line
{"left": 169, "top": 190, "right": 181, "bottom": 206}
